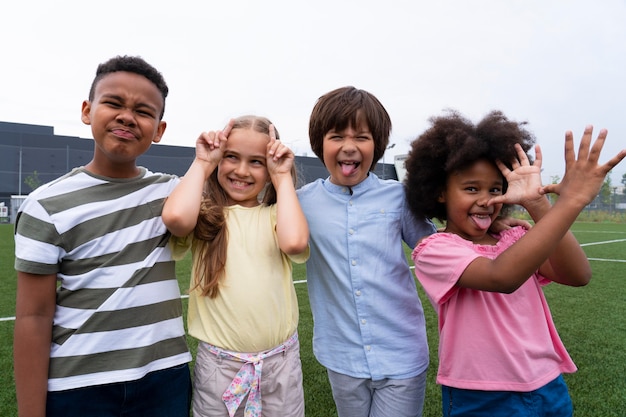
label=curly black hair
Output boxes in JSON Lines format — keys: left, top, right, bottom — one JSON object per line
{"left": 404, "top": 109, "right": 536, "bottom": 223}
{"left": 88, "top": 55, "right": 168, "bottom": 119}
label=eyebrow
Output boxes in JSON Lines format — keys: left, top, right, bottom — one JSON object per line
{"left": 225, "top": 149, "right": 266, "bottom": 160}
{"left": 100, "top": 93, "right": 159, "bottom": 112}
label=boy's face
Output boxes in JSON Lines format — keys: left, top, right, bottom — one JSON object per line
{"left": 323, "top": 122, "right": 375, "bottom": 187}
{"left": 81, "top": 71, "right": 166, "bottom": 177}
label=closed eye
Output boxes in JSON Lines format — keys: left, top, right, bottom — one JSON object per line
{"left": 104, "top": 100, "right": 122, "bottom": 108}
{"left": 136, "top": 108, "right": 156, "bottom": 118}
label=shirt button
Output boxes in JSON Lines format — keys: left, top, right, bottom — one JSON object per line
{"left": 361, "top": 319, "right": 367, "bottom": 325}
{"left": 351, "top": 260, "right": 357, "bottom": 266}
{"left": 380, "top": 209, "right": 385, "bottom": 214}
{"left": 365, "top": 345, "right": 371, "bottom": 351}
{"left": 355, "top": 290, "right": 361, "bottom": 296}
{"left": 349, "top": 229, "right": 354, "bottom": 235}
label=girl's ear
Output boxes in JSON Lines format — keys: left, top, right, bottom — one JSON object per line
{"left": 437, "top": 191, "right": 446, "bottom": 203}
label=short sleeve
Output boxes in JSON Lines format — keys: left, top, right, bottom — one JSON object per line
{"left": 270, "top": 203, "right": 310, "bottom": 264}
{"left": 412, "top": 234, "right": 481, "bottom": 305}
{"left": 169, "top": 233, "right": 193, "bottom": 261}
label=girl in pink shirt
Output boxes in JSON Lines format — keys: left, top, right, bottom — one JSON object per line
{"left": 404, "top": 110, "right": 625, "bottom": 417}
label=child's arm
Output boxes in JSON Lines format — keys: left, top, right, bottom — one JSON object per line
{"left": 266, "top": 125, "right": 309, "bottom": 255}
{"left": 14, "top": 271, "right": 57, "bottom": 417}
{"left": 459, "top": 127, "right": 625, "bottom": 293}
{"left": 520, "top": 189, "right": 591, "bottom": 286}
{"left": 162, "top": 123, "right": 231, "bottom": 237}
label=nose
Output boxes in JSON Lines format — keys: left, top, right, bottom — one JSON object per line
{"left": 341, "top": 137, "right": 358, "bottom": 153}
{"left": 116, "top": 108, "right": 136, "bottom": 126}
{"left": 233, "top": 161, "right": 249, "bottom": 177}
{"left": 476, "top": 192, "right": 491, "bottom": 207}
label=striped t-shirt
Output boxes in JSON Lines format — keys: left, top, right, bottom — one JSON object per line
{"left": 14, "top": 167, "right": 191, "bottom": 391}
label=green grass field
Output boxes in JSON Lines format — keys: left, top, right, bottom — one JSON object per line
{"left": 1, "top": 222, "right": 625, "bottom": 416}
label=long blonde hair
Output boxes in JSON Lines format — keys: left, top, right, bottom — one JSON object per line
{"left": 192, "top": 115, "right": 295, "bottom": 297}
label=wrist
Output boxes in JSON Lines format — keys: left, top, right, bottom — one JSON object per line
{"left": 523, "top": 195, "right": 552, "bottom": 219}
{"left": 193, "top": 158, "right": 217, "bottom": 177}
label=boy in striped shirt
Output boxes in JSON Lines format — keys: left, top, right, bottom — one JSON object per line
{"left": 14, "top": 55, "right": 192, "bottom": 417}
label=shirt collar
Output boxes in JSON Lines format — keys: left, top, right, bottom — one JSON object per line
{"left": 322, "top": 172, "right": 379, "bottom": 195}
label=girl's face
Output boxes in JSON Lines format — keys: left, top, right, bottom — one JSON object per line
{"left": 322, "top": 121, "right": 375, "bottom": 187}
{"left": 440, "top": 159, "right": 504, "bottom": 244}
{"left": 217, "top": 128, "right": 270, "bottom": 207}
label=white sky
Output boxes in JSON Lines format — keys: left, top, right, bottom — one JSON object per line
{"left": 2, "top": 0, "right": 625, "bottom": 186}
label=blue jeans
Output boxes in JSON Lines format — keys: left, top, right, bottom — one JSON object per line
{"left": 46, "top": 363, "right": 192, "bottom": 417}
{"left": 442, "top": 374, "right": 573, "bottom": 417}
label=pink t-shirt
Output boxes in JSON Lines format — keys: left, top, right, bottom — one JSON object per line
{"left": 412, "top": 226, "right": 577, "bottom": 392}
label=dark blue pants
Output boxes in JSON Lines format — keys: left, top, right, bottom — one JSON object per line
{"left": 442, "top": 374, "right": 573, "bottom": 417}
{"left": 46, "top": 363, "right": 192, "bottom": 417}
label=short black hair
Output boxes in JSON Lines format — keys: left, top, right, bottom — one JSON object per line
{"left": 88, "top": 55, "right": 168, "bottom": 119}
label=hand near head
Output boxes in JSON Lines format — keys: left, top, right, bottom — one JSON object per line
{"left": 266, "top": 124, "right": 294, "bottom": 178}
{"left": 488, "top": 143, "right": 544, "bottom": 207}
{"left": 195, "top": 119, "right": 234, "bottom": 165}
{"left": 540, "top": 126, "right": 626, "bottom": 206}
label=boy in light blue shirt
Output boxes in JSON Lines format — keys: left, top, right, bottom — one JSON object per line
{"left": 297, "top": 86, "right": 436, "bottom": 417}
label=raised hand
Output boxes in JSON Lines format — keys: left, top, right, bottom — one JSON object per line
{"left": 266, "top": 124, "right": 294, "bottom": 178}
{"left": 488, "top": 143, "right": 543, "bottom": 207}
{"left": 195, "top": 119, "right": 234, "bottom": 165}
{"left": 540, "top": 126, "right": 626, "bottom": 207}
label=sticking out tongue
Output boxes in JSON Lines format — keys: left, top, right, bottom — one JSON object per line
{"left": 471, "top": 214, "right": 492, "bottom": 230}
{"left": 341, "top": 163, "right": 358, "bottom": 177}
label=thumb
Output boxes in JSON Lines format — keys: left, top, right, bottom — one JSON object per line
{"left": 540, "top": 184, "right": 560, "bottom": 196}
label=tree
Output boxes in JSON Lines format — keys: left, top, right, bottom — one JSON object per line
{"left": 622, "top": 173, "right": 626, "bottom": 194}
{"left": 548, "top": 175, "right": 561, "bottom": 205}
{"left": 24, "top": 170, "right": 41, "bottom": 192}
{"left": 599, "top": 173, "right": 612, "bottom": 208}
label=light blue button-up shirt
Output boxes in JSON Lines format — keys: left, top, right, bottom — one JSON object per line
{"left": 297, "top": 173, "right": 437, "bottom": 380}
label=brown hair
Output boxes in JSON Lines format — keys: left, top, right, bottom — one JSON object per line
{"left": 308, "top": 86, "right": 391, "bottom": 170}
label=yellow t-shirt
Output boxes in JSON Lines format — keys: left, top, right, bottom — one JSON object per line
{"left": 171, "top": 204, "right": 309, "bottom": 352}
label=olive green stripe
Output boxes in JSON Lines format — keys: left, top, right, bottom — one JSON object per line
{"left": 39, "top": 175, "right": 174, "bottom": 215}
{"left": 52, "top": 298, "right": 183, "bottom": 344}
{"left": 61, "top": 198, "right": 166, "bottom": 252}
{"left": 49, "top": 337, "right": 189, "bottom": 379}
{"left": 56, "top": 261, "right": 176, "bottom": 309}
{"left": 61, "top": 234, "right": 170, "bottom": 276}
{"left": 121, "top": 259, "right": 176, "bottom": 288}
{"left": 14, "top": 211, "right": 62, "bottom": 245}
{"left": 14, "top": 257, "right": 58, "bottom": 275}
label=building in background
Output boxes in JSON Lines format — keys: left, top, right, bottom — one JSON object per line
{"left": 0, "top": 121, "right": 397, "bottom": 223}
